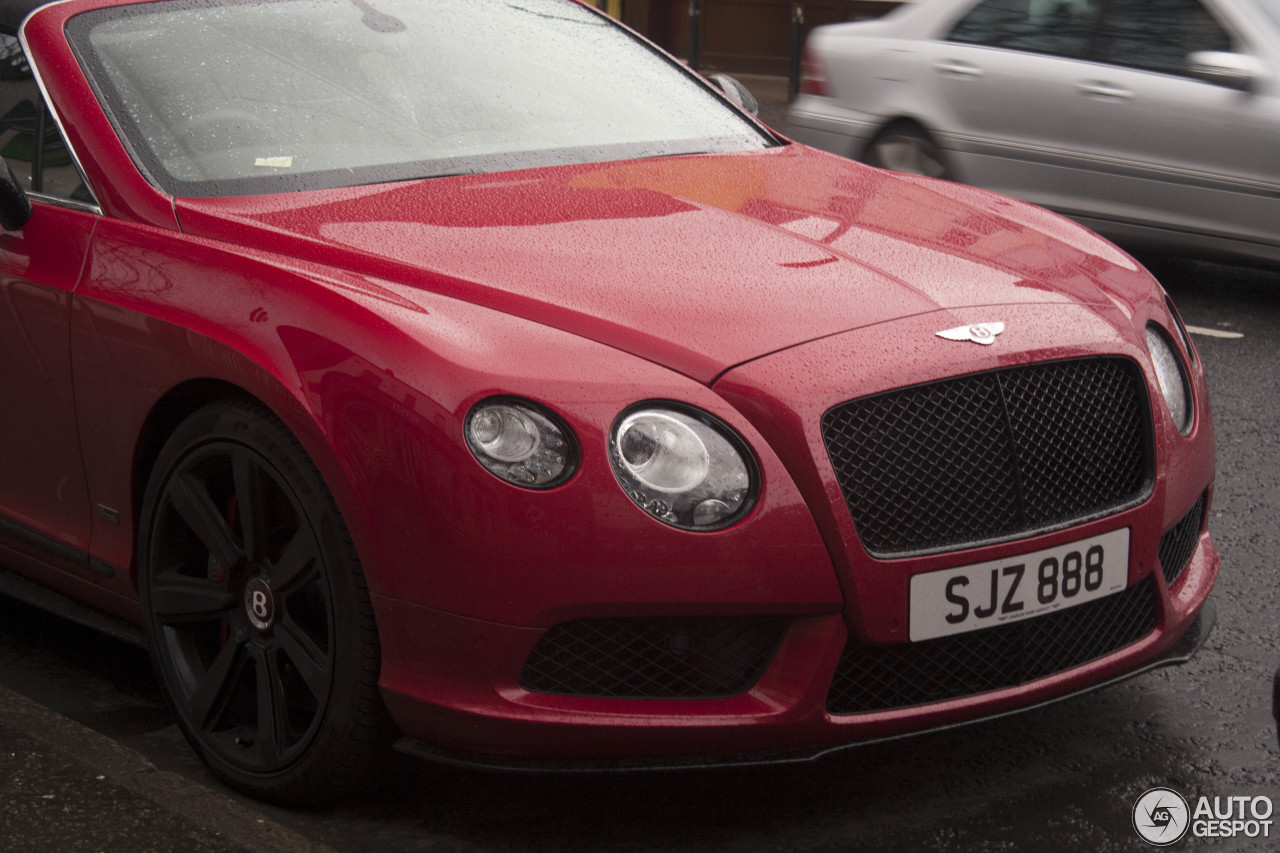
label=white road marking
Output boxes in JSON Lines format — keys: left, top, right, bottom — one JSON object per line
{"left": 1184, "top": 325, "right": 1244, "bottom": 339}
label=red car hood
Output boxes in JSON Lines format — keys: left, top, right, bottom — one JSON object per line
{"left": 176, "top": 144, "right": 1151, "bottom": 384}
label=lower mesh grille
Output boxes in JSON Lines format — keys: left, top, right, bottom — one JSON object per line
{"left": 1159, "top": 495, "right": 1205, "bottom": 588}
{"left": 520, "top": 617, "right": 785, "bottom": 698}
{"left": 827, "top": 577, "right": 1158, "bottom": 714}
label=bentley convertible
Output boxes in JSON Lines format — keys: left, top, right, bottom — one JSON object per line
{"left": 0, "top": 0, "right": 1217, "bottom": 804}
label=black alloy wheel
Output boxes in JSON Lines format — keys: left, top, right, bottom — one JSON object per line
{"left": 139, "top": 399, "right": 389, "bottom": 805}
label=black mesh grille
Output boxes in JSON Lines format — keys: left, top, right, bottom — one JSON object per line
{"left": 520, "top": 617, "right": 785, "bottom": 698}
{"left": 1159, "top": 494, "right": 1205, "bottom": 588}
{"left": 827, "top": 576, "right": 1158, "bottom": 714}
{"left": 821, "top": 358, "right": 1151, "bottom": 556}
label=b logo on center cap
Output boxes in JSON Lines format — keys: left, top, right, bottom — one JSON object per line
{"left": 937, "top": 322, "right": 1005, "bottom": 345}
{"left": 244, "top": 577, "right": 275, "bottom": 630}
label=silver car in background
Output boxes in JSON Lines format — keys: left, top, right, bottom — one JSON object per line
{"left": 787, "top": 0, "right": 1280, "bottom": 266}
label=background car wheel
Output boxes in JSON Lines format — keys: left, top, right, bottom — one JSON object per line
{"left": 865, "top": 122, "right": 951, "bottom": 180}
{"left": 139, "top": 399, "right": 391, "bottom": 805}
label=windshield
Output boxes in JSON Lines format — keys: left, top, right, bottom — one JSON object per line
{"left": 66, "top": 0, "right": 773, "bottom": 197}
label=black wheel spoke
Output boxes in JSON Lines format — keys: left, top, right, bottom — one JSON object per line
{"left": 252, "top": 645, "right": 288, "bottom": 763}
{"left": 150, "top": 574, "right": 236, "bottom": 624}
{"left": 171, "top": 471, "right": 244, "bottom": 570}
{"left": 231, "top": 448, "right": 269, "bottom": 564}
{"left": 188, "top": 637, "right": 245, "bottom": 730}
{"left": 269, "top": 526, "right": 320, "bottom": 593}
{"left": 277, "top": 619, "right": 332, "bottom": 702}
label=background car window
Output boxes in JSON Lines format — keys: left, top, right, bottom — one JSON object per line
{"left": 947, "top": 0, "right": 1101, "bottom": 58}
{"left": 1094, "top": 0, "right": 1233, "bottom": 75}
{"left": 0, "top": 34, "right": 94, "bottom": 204}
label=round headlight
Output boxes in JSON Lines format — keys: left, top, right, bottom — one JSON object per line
{"left": 1145, "top": 324, "right": 1192, "bottom": 435}
{"left": 609, "top": 405, "right": 757, "bottom": 530}
{"left": 465, "top": 399, "right": 577, "bottom": 488}
{"left": 616, "top": 411, "right": 710, "bottom": 493}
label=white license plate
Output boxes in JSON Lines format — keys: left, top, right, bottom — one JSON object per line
{"left": 909, "top": 529, "right": 1129, "bottom": 642}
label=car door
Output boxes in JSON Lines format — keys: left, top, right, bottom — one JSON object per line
{"left": 919, "top": 0, "right": 1109, "bottom": 210}
{"left": 0, "top": 33, "right": 97, "bottom": 563}
{"left": 1067, "top": 0, "right": 1280, "bottom": 247}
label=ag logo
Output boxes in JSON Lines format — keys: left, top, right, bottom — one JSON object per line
{"left": 1133, "top": 787, "right": 1190, "bottom": 846}
{"left": 936, "top": 322, "right": 1005, "bottom": 346}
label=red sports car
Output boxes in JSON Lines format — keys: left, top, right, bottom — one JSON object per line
{"left": 0, "top": 0, "right": 1217, "bottom": 804}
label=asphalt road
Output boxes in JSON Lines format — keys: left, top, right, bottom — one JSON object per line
{"left": 0, "top": 257, "right": 1276, "bottom": 852}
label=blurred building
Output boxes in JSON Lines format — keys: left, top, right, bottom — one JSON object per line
{"left": 612, "top": 0, "right": 904, "bottom": 75}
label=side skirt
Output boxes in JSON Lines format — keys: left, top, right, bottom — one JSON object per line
{"left": 0, "top": 566, "right": 146, "bottom": 648}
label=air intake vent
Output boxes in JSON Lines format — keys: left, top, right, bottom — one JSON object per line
{"left": 1159, "top": 494, "right": 1205, "bottom": 588}
{"left": 521, "top": 616, "right": 785, "bottom": 699}
{"left": 827, "top": 577, "right": 1158, "bottom": 714}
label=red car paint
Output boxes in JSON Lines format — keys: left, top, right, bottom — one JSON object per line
{"left": 3, "top": 0, "right": 1216, "bottom": 771}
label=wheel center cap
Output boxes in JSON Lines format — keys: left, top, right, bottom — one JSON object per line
{"left": 244, "top": 577, "right": 276, "bottom": 631}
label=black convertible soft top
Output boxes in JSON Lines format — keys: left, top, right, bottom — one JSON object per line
{"left": 0, "top": 0, "right": 52, "bottom": 35}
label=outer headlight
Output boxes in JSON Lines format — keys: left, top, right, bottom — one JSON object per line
{"left": 465, "top": 398, "right": 577, "bottom": 488}
{"left": 1145, "top": 324, "right": 1192, "bottom": 435}
{"left": 1166, "top": 296, "right": 1199, "bottom": 370}
{"left": 609, "top": 404, "right": 758, "bottom": 530}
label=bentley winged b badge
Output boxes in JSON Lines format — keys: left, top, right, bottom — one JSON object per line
{"left": 937, "top": 322, "right": 1005, "bottom": 345}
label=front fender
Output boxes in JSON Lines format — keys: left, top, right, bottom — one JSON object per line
{"left": 72, "top": 218, "right": 845, "bottom": 630}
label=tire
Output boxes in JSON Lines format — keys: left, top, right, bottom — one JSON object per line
{"left": 864, "top": 123, "right": 952, "bottom": 181}
{"left": 138, "top": 399, "right": 391, "bottom": 805}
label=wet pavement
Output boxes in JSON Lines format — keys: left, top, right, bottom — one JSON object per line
{"left": 0, "top": 683, "right": 321, "bottom": 853}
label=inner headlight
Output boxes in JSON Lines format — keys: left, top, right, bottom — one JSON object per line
{"left": 609, "top": 405, "right": 757, "bottom": 530}
{"left": 1145, "top": 324, "right": 1192, "bottom": 435}
{"left": 465, "top": 398, "right": 577, "bottom": 488}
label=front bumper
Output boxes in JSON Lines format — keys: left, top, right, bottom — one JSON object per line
{"left": 376, "top": 522, "right": 1218, "bottom": 765}
{"left": 395, "top": 595, "right": 1215, "bottom": 772}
